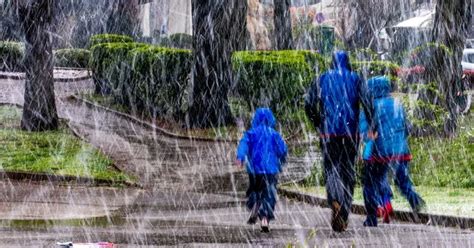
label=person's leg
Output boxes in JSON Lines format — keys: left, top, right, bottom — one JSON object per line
{"left": 378, "top": 165, "right": 392, "bottom": 223}
{"left": 392, "top": 161, "right": 425, "bottom": 211}
{"left": 246, "top": 173, "right": 259, "bottom": 224}
{"left": 258, "top": 174, "right": 277, "bottom": 220}
{"left": 258, "top": 174, "right": 277, "bottom": 232}
{"left": 362, "top": 162, "right": 383, "bottom": 226}
{"left": 323, "top": 137, "right": 349, "bottom": 232}
{"left": 339, "top": 138, "right": 357, "bottom": 223}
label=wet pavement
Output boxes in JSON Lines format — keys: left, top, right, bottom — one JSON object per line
{"left": 0, "top": 78, "right": 473, "bottom": 247}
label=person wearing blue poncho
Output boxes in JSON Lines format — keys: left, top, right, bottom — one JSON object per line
{"left": 360, "top": 76, "right": 425, "bottom": 227}
{"left": 305, "top": 51, "right": 372, "bottom": 232}
{"left": 236, "top": 108, "right": 287, "bottom": 233}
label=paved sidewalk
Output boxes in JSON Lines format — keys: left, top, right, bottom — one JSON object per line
{"left": 0, "top": 78, "right": 472, "bottom": 247}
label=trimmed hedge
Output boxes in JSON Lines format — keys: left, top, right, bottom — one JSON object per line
{"left": 0, "top": 41, "right": 24, "bottom": 72}
{"left": 88, "top": 34, "right": 133, "bottom": 48}
{"left": 232, "top": 50, "right": 327, "bottom": 116}
{"left": 90, "top": 42, "right": 148, "bottom": 95}
{"left": 54, "top": 48, "right": 90, "bottom": 68}
{"left": 90, "top": 42, "right": 191, "bottom": 120}
{"left": 159, "top": 33, "right": 193, "bottom": 49}
{"left": 129, "top": 46, "right": 191, "bottom": 118}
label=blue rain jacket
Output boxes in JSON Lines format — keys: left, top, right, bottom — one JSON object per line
{"left": 305, "top": 51, "right": 367, "bottom": 137}
{"left": 236, "top": 108, "right": 288, "bottom": 175}
{"left": 360, "top": 76, "right": 411, "bottom": 162}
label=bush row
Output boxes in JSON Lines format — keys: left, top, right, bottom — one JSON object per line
{"left": 232, "top": 50, "right": 327, "bottom": 117}
{"left": 89, "top": 41, "right": 192, "bottom": 119}
{"left": 1, "top": 41, "right": 95, "bottom": 70}
{"left": 54, "top": 48, "right": 91, "bottom": 68}
{"left": 0, "top": 41, "right": 24, "bottom": 72}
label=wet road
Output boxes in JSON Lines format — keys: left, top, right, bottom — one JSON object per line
{"left": 0, "top": 78, "right": 472, "bottom": 247}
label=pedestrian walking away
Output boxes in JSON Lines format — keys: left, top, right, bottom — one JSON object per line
{"left": 360, "top": 76, "right": 425, "bottom": 227}
{"left": 305, "top": 50, "right": 372, "bottom": 232}
{"left": 236, "top": 108, "right": 288, "bottom": 233}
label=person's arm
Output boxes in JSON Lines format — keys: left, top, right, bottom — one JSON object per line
{"left": 274, "top": 133, "right": 288, "bottom": 166}
{"left": 304, "top": 76, "right": 322, "bottom": 128}
{"left": 357, "top": 75, "right": 375, "bottom": 132}
{"left": 236, "top": 132, "right": 249, "bottom": 167}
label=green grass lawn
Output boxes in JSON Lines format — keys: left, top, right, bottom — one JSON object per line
{"left": 282, "top": 184, "right": 474, "bottom": 218}
{"left": 0, "top": 105, "right": 133, "bottom": 184}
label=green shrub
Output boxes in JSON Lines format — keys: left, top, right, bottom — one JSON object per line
{"left": 352, "top": 60, "right": 400, "bottom": 77}
{"left": 168, "top": 33, "right": 193, "bottom": 49}
{"left": 54, "top": 48, "right": 90, "bottom": 68}
{"left": 88, "top": 34, "right": 134, "bottom": 48}
{"left": 90, "top": 42, "right": 148, "bottom": 95}
{"left": 232, "top": 50, "right": 327, "bottom": 117}
{"left": 0, "top": 41, "right": 24, "bottom": 72}
{"left": 128, "top": 46, "right": 191, "bottom": 119}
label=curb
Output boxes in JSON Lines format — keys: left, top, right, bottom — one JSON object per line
{"left": 69, "top": 95, "right": 307, "bottom": 144}
{"left": 0, "top": 171, "right": 132, "bottom": 187}
{"left": 278, "top": 187, "right": 474, "bottom": 229}
{"left": 0, "top": 69, "right": 91, "bottom": 82}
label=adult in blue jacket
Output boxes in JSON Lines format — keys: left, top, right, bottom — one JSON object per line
{"left": 360, "top": 76, "right": 424, "bottom": 226}
{"left": 236, "top": 108, "right": 287, "bottom": 232}
{"left": 305, "top": 51, "right": 372, "bottom": 232}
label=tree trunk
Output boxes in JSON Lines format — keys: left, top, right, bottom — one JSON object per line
{"left": 189, "top": 0, "right": 247, "bottom": 128}
{"left": 105, "top": 0, "right": 141, "bottom": 37}
{"left": 17, "top": 0, "right": 58, "bottom": 131}
{"left": 425, "top": 0, "right": 472, "bottom": 136}
{"left": 273, "top": 0, "right": 293, "bottom": 50}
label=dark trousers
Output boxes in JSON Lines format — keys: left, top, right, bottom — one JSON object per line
{"left": 246, "top": 174, "right": 278, "bottom": 221}
{"left": 362, "top": 162, "right": 390, "bottom": 224}
{"left": 363, "top": 161, "right": 424, "bottom": 224}
{"left": 321, "top": 137, "right": 357, "bottom": 220}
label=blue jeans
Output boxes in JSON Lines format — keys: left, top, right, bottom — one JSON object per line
{"left": 246, "top": 174, "right": 278, "bottom": 221}
{"left": 391, "top": 161, "right": 424, "bottom": 210}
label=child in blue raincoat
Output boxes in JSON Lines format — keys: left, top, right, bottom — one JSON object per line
{"left": 361, "top": 76, "right": 425, "bottom": 227}
{"left": 236, "top": 108, "right": 287, "bottom": 232}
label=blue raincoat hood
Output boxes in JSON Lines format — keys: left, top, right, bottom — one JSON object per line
{"left": 368, "top": 76, "right": 391, "bottom": 99}
{"left": 332, "top": 50, "right": 351, "bottom": 71}
{"left": 251, "top": 108, "right": 276, "bottom": 129}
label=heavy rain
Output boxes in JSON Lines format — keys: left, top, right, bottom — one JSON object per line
{"left": 0, "top": 0, "right": 472, "bottom": 247}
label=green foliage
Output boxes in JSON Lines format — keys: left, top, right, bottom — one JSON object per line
{"left": 128, "top": 46, "right": 192, "bottom": 119}
{"left": 400, "top": 82, "right": 449, "bottom": 135}
{"left": 0, "top": 41, "right": 24, "bottom": 72}
{"left": 90, "top": 42, "right": 148, "bottom": 95}
{"left": 54, "top": 48, "right": 91, "bottom": 68}
{"left": 168, "top": 33, "right": 193, "bottom": 49}
{"left": 410, "top": 134, "right": 473, "bottom": 188}
{"left": 352, "top": 60, "right": 400, "bottom": 77}
{"left": 0, "top": 105, "right": 132, "bottom": 184}
{"left": 88, "top": 34, "right": 134, "bottom": 48}
{"left": 406, "top": 42, "right": 452, "bottom": 67}
{"left": 232, "top": 50, "right": 327, "bottom": 118}
{"left": 90, "top": 42, "right": 191, "bottom": 120}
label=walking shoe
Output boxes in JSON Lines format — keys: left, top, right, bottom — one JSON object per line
{"left": 247, "top": 204, "right": 259, "bottom": 225}
{"left": 363, "top": 216, "right": 377, "bottom": 227}
{"left": 331, "top": 201, "right": 348, "bottom": 232}
{"left": 261, "top": 217, "right": 269, "bottom": 233}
